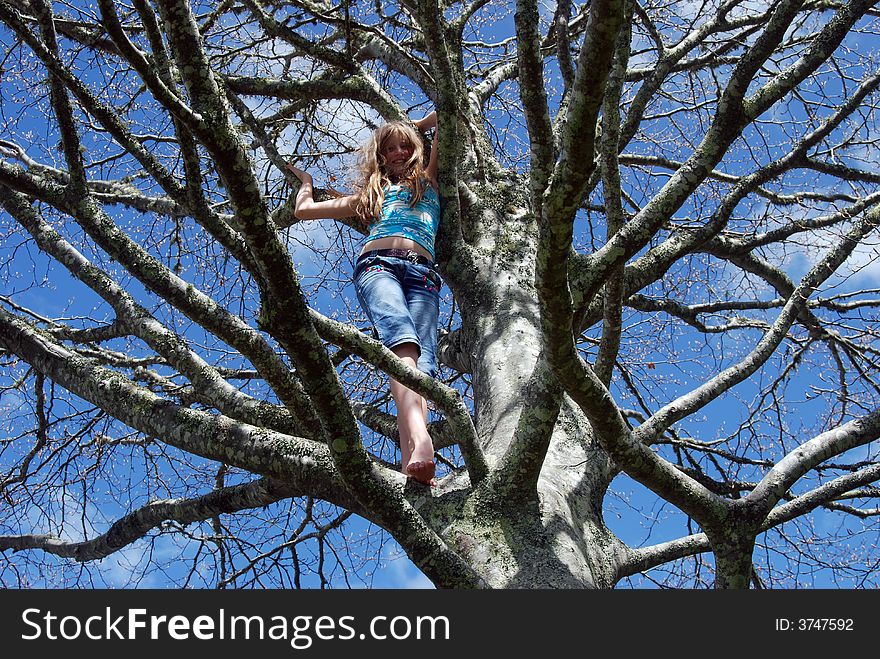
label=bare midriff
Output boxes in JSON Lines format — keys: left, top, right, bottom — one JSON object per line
{"left": 360, "top": 236, "right": 433, "bottom": 262}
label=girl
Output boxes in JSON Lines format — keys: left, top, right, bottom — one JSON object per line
{"left": 287, "top": 111, "right": 441, "bottom": 485}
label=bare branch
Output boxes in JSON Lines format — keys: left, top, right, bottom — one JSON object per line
{"left": 0, "top": 478, "right": 305, "bottom": 561}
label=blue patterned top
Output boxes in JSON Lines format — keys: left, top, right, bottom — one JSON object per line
{"left": 365, "top": 182, "right": 441, "bottom": 259}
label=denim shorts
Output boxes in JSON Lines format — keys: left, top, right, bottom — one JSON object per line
{"left": 353, "top": 254, "right": 441, "bottom": 377}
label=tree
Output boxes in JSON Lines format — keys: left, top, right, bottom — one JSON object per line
{"left": 1, "top": 0, "right": 879, "bottom": 589}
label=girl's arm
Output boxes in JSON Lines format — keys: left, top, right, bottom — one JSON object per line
{"left": 425, "top": 125, "right": 439, "bottom": 188}
{"left": 413, "top": 110, "right": 436, "bottom": 132}
{"left": 287, "top": 164, "right": 358, "bottom": 220}
{"left": 413, "top": 111, "right": 439, "bottom": 187}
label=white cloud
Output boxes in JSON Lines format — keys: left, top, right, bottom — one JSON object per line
{"left": 378, "top": 547, "right": 435, "bottom": 589}
{"left": 0, "top": 390, "right": 25, "bottom": 418}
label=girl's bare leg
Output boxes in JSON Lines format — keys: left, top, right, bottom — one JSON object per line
{"left": 390, "top": 343, "right": 435, "bottom": 484}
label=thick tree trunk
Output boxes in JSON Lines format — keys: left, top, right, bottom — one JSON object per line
{"left": 713, "top": 543, "right": 755, "bottom": 589}
{"left": 705, "top": 509, "right": 760, "bottom": 589}
{"left": 430, "top": 180, "right": 630, "bottom": 587}
{"left": 438, "top": 332, "right": 628, "bottom": 586}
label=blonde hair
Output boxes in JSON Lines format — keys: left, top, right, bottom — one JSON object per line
{"left": 354, "top": 121, "right": 428, "bottom": 226}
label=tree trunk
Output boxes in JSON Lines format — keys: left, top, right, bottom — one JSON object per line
{"left": 706, "top": 509, "right": 760, "bottom": 589}
{"left": 712, "top": 539, "right": 756, "bottom": 589}
{"left": 428, "top": 179, "right": 629, "bottom": 587}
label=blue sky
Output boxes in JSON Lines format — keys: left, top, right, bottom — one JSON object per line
{"left": 2, "top": 0, "right": 880, "bottom": 589}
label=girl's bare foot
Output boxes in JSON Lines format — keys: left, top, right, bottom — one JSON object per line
{"left": 405, "top": 460, "right": 436, "bottom": 486}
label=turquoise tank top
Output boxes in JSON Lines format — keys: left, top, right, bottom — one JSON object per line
{"left": 365, "top": 182, "right": 441, "bottom": 259}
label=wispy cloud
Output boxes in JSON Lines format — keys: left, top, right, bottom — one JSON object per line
{"left": 377, "top": 547, "right": 434, "bottom": 589}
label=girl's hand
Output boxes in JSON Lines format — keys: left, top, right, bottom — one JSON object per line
{"left": 286, "top": 163, "right": 313, "bottom": 184}
{"left": 412, "top": 110, "right": 437, "bottom": 132}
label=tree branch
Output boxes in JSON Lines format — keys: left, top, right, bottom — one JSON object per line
{"left": 0, "top": 160, "right": 323, "bottom": 436}
{"left": 633, "top": 204, "right": 880, "bottom": 446}
{"left": 0, "top": 478, "right": 309, "bottom": 561}
{"left": 0, "top": 185, "right": 302, "bottom": 436}
{"left": 748, "top": 409, "right": 880, "bottom": 515}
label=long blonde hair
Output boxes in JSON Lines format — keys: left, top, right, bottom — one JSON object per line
{"left": 354, "top": 121, "right": 428, "bottom": 226}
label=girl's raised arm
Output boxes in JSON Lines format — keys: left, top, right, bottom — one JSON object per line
{"left": 413, "top": 112, "right": 439, "bottom": 187}
{"left": 425, "top": 126, "right": 439, "bottom": 188}
{"left": 412, "top": 110, "right": 436, "bottom": 132}
{"left": 287, "top": 164, "right": 358, "bottom": 221}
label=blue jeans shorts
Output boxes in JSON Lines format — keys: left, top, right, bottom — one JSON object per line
{"left": 353, "top": 254, "right": 441, "bottom": 378}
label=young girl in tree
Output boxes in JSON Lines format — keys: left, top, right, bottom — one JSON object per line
{"left": 287, "top": 111, "right": 440, "bottom": 485}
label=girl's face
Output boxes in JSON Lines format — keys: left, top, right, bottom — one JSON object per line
{"left": 380, "top": 133, "right": 414, "bottom": 178}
